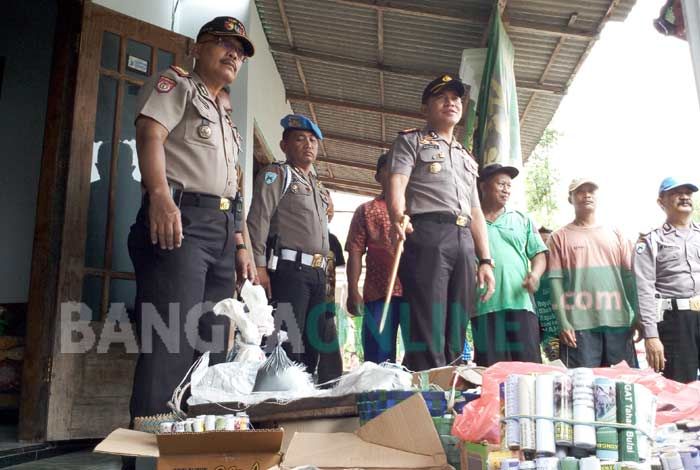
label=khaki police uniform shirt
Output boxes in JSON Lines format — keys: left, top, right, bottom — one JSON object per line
{"left": 632, "top": 222, "right": 700, "bottom": 338}
{"left": 388, "top": 128, "right": 479, "bottom": 218}
{"left": 136, "top": 67, "right": 241, "bottom": 198}
{"left": 247, "top": 163, "right": 330, "bottom": 267}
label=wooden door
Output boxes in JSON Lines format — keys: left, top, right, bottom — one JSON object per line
{"left": 33, "top": 2, "right": 192, "bottom": 440}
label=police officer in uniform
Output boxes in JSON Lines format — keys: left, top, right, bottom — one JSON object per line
{"left": 127, "top": 16, "right": 255, "bottom": 434}
{"left": 387, "top": 74, "right": 496, "bottom": 371}
{"left": 247, "top": 114, "right": 341, "bottom": 383}
{"left": 633, "top": 177, "right": 700, "bottom": 383}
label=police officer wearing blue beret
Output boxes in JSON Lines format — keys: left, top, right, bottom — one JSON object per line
{"left": 633, "top": 177, "right": 700, "bottom": 382}
{"left": 247, "top": 114, "right": 341, "bottom": 383}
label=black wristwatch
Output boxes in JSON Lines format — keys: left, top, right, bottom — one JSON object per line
{"left": 479, "top": 258, "right": 495, "bottom": 268}
{"left": 235, "top": 244, "right": 247, "bottom": 251}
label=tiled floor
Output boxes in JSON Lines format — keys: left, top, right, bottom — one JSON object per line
{"left": 3, "top": 451, "right": 122, "bottom": 469}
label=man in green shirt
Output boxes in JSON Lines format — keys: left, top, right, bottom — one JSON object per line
{"left": 472, "top": 164, "right": 547, "bottom": 366}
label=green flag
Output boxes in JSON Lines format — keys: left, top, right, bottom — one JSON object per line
{"left": 474, "top": 7, "right": 522, "bottom": 169}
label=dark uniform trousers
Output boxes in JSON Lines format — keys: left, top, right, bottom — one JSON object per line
{"left": 271, "top": 260, "right": 340, "bottom": 384}
{"left": 127, "top": 200, "right": 235, "bottom": 423}
{"left": 398, "top": 219, "right": 476, "bottom": 371}
{"left": 659, "top": 309, "right": 700, "bottom": 383}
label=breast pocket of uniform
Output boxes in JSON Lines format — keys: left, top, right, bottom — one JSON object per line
{"left": 657, "top": 246, "right": 681, "bottom": 263}
{"left": 416, "top": 147, "right": 449, "bottom": 181}
{"left": 185, "top": 97, "right": 219, "bottom": 148}
{"left": 288, "top": 185, "right": 313, "bottom": 212}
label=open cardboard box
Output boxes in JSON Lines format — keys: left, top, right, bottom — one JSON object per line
{"left": 412, "top": 366, "right": 485, "bottom": 391}
{"left": 281, "top": 393, "right": 453, "bottom": 470}
{"left": 95, "top": 427, "right": 283, "bottom": 470}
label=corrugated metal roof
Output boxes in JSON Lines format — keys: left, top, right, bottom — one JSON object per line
{"left": 256, "top": 0, "right": 637, "bottom": 195}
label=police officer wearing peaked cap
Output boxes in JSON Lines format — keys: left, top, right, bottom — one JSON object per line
{"left": 125, "top": 15, "right": 256, "bottom": 448}
{"left": 387, "top": 74, "right": 496, "bottom": 371}
{"left": 632, "top": 177, "right": 700, "bottom": 383}
{"left": 247, "top": 114, "right": 342, "bottom": 383}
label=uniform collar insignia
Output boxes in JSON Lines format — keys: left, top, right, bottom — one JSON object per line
{"left": 662, "top": 222, "right": 675, "bottom": 234}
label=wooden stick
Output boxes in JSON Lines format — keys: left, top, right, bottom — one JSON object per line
{"left": 379, "top": 215, "right": 409, "bottom": 334}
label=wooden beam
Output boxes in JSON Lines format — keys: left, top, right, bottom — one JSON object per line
{"left": 272, "top": 43, "right": 437, "bottom": 79}
{"left": 505, "top": 19, "right": 595, "bottom": 41}
{"left": 273, "top": 45, "right": 565, "bottom": 95}
{"left": 519, "top": 94, "right": 536, "bottom": 126}
{"left": 276, "top": 0, "right": 295, "bottom": 48}
{"left": 330, "top": 0, "right": 595, "bottom": 40}
{"left": 278, "top": 0, "right": 329, "bottom": 159}
{"left": 377, "top": 9, "right": 386, "bottom": 142}
{"left": 287, "top": 92, "right": 425, "bottom": 120}
{"left": 318, "top": 175, "right": 381, "bottom": 191}
{"left": 317, "top": 156, "right": 376, "bottom": 171}
{"left": 324, "top": 132, "right": 391, "bottom": 149}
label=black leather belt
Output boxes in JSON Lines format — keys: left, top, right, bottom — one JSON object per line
{"left": 173, "top": 190, "right": 235, "bottom": 212}
{"left": 411, "top": 212, "right": 470, "bottom": 227}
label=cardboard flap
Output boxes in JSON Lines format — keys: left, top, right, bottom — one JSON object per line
{"left": 282, "top": 432, "right": 445, "bottom": 469}
{"left": 157, "top": 429, "right": 284, "bottom": 455}
{"left": 94, "top": 428, "right": 160, "bottom": 458}
{"left": 356, "top": 393, "right": 445, "bottom": 460}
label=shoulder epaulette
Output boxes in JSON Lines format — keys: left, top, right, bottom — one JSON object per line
{"left": 398, "top": 128, "right": 420, "bottom": 134}
{"left": 170, "top": 65, "right": 190, "bottom": 77}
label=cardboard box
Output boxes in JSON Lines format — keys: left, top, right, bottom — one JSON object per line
{"left": 459, "top": 442, "right": 521, "bottom": 470}
{"left": 281, "top": 393, "right": 452, "bottom": 470}
{"left": 277, "top": 417, "right": 360, "bottom": 452}
{"left": 412, "top": 366, "right": 485, "bottom": 391}
{"left": 95, "top": 427, "right": 283, "bottom": 470}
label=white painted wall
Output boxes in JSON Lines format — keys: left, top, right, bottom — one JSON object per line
{"left": 95, "top": 0, "right": 292, "bottom": 206}
{"left": 93, "top": 0, "right": 174, "bottom": 30}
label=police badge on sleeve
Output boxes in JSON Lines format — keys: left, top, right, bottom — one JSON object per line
{"left": 156, "top": 75, "right": 177, "bottom": 94}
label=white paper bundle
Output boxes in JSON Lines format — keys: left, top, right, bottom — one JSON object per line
{"left": 660, "top": 452, "right": 683, "bottom": 470}
{"left": 535, "top": 457, "right": 559, "bottom": 470}
{"left": 504, "top": 374, "right": 521, "bottom": 450}
{"left": 519, "top": 375, "right": 536, "bottom": 452}
{"left": 579, "top": 456, "right": 601, "bottom": 470}
{"left": 572, "top": 368, "right": 596, "bottom": 450}
{"left": 535, "top": 374, "right": 556, "bottom": 455}
{"left": 635, "top": 384, "right": 657, "bottom": 462}
{"left": 554, "top": 373, "right": 573, "bottom": 446}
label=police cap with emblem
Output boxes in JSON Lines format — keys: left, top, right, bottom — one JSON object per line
{"left": 422, "top": 74, "right": 466, "bottom": 104}
{"left": 197, "top": 16, "right": 255, "bottom": 57}
{"left": 280, "top": 114, "right": 323, "bottom": 140}
{"left": 658, "top": 176, "right": 699, "bottom": 195}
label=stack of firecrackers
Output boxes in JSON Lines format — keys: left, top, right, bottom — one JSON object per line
{"left": 462, "top": 368, "right": 700, "bottom": 470}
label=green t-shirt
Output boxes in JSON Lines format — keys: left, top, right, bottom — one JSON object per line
{"left": 475, "top": 209, "right": 548, "bottom": 317}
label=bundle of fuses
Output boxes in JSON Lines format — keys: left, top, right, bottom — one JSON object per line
{"left": 498, "top": 369, "right": 659, "bottom": 470}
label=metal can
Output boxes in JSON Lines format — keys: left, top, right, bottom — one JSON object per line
{"left": 159, "top": 422, "right": 174, "bottom": 434}
{"left": 173, "top": 421, "right": 186, "bottom": 433}
{"left": 184, "top": 419, "right": 194, "bottom": 433}
{"left": 236, "top": 412, "right": 249, "bottom": 430}
{"left": 224, "top": 415, "right": 236, "bottom": 431}
{"left": 192, "top": 418, "right": 205, "bottom": 433}
{"left": 215, "top": 416, "right": 227, "bottom": 431}
{"left": 204, "top": 415, "right": 217, "bottom": 431}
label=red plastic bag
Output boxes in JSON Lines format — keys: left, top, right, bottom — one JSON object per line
{"left": 452, "top": 361, "right": 700, "bottom": 444}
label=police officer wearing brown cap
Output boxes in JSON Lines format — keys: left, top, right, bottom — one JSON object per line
{"left": 387, "top": 74, "right": 496, "bottom": 371}
{"left": 126, "top": 16, "right": 255, "bottom": 436}
{"left": 247, "top": 114, "right": 341, "bottom": 383}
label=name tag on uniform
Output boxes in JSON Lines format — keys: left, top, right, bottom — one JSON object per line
{"left": 421, "top": 143, "right": 440, "bottom": 150}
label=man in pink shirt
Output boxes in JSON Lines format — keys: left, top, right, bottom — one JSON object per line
{"left": 346, "top": 154, "right": 404, "bottom": 363}
{"left": 547, "top": 178, "right": 638, "bottom": 368}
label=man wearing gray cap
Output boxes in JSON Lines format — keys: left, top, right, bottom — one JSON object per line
{"left": 547, "top": 178, "right": 638, "bottom": 368}
{"left": 633, "top": 177, "right": 700, "bottom": 382}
